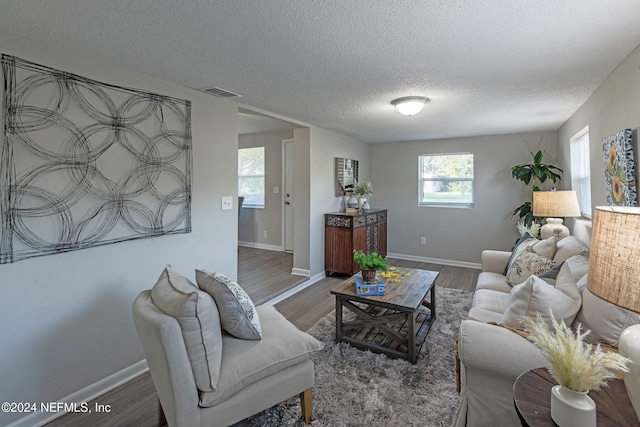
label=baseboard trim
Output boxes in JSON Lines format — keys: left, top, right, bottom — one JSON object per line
{"left": 387, "top": 252, "right": 481, "bottom": 270}
{"left": 238, "top": 241, "right": 283, "bottom": 252}
{"left": 291, "top": 267, "right": 310, "bottom": 277}
{"left": 7, "top": 360, "right": 149, "bottom": 427}
{"left": 264, "top": 272, "right": 326, "bottom": 306}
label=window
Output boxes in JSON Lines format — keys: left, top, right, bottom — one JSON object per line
{"left": 570, "top": 127, "right": 591, "bottom": 218}
{"left": 419, "top": 153, "right": 474, "bottom": 207}
{"left": 238, "top": 147, "right": 265, "bottom": 208}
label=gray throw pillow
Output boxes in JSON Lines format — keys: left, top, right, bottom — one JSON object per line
{"left": 196, "top": 270, "right": 262, "bottom": 340}
{"left": 150, "top": 266, "right": 223, "bottom": 392}
{"left": 504, "top": 232, "right": 536, "bottom": 275}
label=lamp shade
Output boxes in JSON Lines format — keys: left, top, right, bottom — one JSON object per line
{"left": 391, "top": 96, "right": 429, "bottom": 116}
{"left": 587, "top": 206, "right": 640, "bottom": 313}
{"left": 532, "top": 191, "right": 581, "bottom": 217}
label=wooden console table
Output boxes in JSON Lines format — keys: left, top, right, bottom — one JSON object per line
{"left": 513, "top": 367, "right": 639, "bottom": 426}
{"left": 324, "top": 209, "right": 387, "bottom": 276}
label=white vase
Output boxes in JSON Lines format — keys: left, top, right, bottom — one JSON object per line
{"left": 550, "top": 385, "right": 596, "bottom": 427}
{"left": 358, "top": 196, "right": 366, "bottom": 209}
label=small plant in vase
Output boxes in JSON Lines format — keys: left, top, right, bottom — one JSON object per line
{"left": 522, "top": 311, "right": 630, "bottom": 427}
{"left": 353, "top": 250, "right": 386, "bottom": 282}
{"left": 354, "top": 180, "right": 373, "bottom": 211}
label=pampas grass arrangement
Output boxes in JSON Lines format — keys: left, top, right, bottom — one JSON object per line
{"left": 522, "top": 310, "right": 630, "bottom": 392}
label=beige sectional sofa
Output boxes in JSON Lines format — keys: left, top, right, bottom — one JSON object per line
{"left": 452, "top": 235, "right": 640, "bottom": 427}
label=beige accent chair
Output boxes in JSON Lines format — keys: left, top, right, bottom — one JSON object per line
{"left": 133, "top": 290, "right": 320, "bottom": 426}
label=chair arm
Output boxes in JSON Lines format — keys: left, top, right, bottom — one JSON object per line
{"left": 481, "top": 250, "right": 512, "bottom": 274}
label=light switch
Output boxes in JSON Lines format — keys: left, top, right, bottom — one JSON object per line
{"left": 273, "top": 186, "right": 279, "bottom": 194}
{"left": 221, "top": 196, "right": 233, "bottom": 211}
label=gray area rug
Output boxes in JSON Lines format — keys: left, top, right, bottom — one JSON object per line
{"left": 248, "top": 287, "right": 474, "bottom": 426}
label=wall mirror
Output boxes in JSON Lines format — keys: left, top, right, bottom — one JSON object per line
{"left": 335, "top": 157, "right": 358, "bottom": 196}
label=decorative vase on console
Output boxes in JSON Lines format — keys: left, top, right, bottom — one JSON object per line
{"left": 354, "top": 180, "right": 373, "bottom": 212}
{"left": 346, "top": 194, "right": 358, "bottom": 209}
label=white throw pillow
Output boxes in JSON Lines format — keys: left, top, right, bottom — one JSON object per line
{"left": 574, "top": 288, "right": 640, "bottom": 346}
{"left": 553, "top": 236, "right": 589, "bottom": 263}
{"left": 150, "top": 266, "right": 223, "bottom": 392}
{"left": 529, "top": 236, "right": 558, "bottom": 259}
{"left": 196, "top": 270, "right": 262, "bottom": 340}
{"left": 501, "top": 275, "right": 581, "bottom": 329}
{"left": 506, "top": 251, "right": 556, "bottom": 287}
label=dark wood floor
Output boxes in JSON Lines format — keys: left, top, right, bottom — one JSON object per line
{"left": 238, "top": 246, "right": 307, "bottom": 305}
{"left": 45, "top": 251, "right": 478, "bottom": 427}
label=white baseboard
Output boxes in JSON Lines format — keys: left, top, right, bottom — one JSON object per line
{"left": 387, "top": 252, "right": 481, "bottom": 270}
{"left": 264, "top": 271, "right": 326, "bottom": 306}
{"left": 291, "top": 267, "right": 310, "bottom": 277}
{"left": 7, "top": 360, "right": 149, "bottom": 427}
{"left": 238, "top": 241, "right": 283, "bottom": 251}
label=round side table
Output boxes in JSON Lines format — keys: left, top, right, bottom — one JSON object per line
{"left": 513, "top": 367, "right": 639, "bottom": 427}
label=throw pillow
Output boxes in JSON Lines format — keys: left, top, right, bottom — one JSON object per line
{"left": 553, "top": 236, "right": 589, "bottom": 263}
{"left": 503, "top": 232, "right": 536, "bottom": 275}
{"left": 196, "top": 270, "right": 262, "bottom": 340}
{"left": 529, "top": 236, "right": 558, "bottom": 259}
{"left": 574, "top": 288, "right": 640, "bottom": 346}
{"left": 537, "top": 262, "right": 564, "bottom": 280}
{"left": 506, "top": 251, "right": 556, "bottom": 287}
{"left": 501, "top": 275, "right": 582, "bottom": 329}
{"left": 150, "top": 266, "right": 223, "bottom": 392}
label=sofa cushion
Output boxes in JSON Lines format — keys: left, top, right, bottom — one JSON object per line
{"left": 476, "top": 272, "right": 512, "bottom": 293}
{"left": 196, "top": 270, "right": 262, "bottom": 340}
{"left": 553, "top": 236, "right": 589, "bottom": 263}
{"left": 503, "top": 233, "right": 536, "bottom": 274}
{"left": 150, "top": 266, "right": 223, "bottom": 392}
{"left": 574, "top": 288, "right": 640, "bottom": 346}
{"left": 199, "top": 305, "right": 324, "bottom": 407}
{"left": 467, "top": 307, "right": 504, "bottom": 324}
{"left": 530, "top": 236, "right": 558, "bottom": 259}
{"left": 501, "top": 274, "right": 581, "bottom": 329}
{"left": 506, "top": 251, "right": 556, "bottom": 287}
{"left": 472, "top": 289, "right": 511, "bottom": 314}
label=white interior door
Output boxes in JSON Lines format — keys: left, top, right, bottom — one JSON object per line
{"left": 284, "top": 140, "right": 294, "bottom": 252}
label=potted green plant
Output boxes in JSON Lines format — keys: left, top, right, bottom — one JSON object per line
{"left": 511, "top": 150, "right": 563, "bottom": 230}
{"left": 353, "top": 250, "right": 387, "bottom": 282}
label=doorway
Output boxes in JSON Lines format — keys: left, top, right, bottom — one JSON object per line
{"left": 283, "top": 138, "right": 294, "bottom": 252}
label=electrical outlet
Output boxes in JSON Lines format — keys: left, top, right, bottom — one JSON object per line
{"left": 221, "top": 196, "right": 233, "bottom": 211}
{"left": 421, "top": 237, "right": 427, "bottom": 245}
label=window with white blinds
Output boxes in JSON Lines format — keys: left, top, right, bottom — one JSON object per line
{"left": 570, "top": 127, "right": 591, "bottom": 218}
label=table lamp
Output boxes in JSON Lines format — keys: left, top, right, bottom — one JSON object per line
{"left": 586, "top": 206, "right": 640, "bottom": 420}
{"left": 532, "top": 190, "right": 581, "bottom": 239}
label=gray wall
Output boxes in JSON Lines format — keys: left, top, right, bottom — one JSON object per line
{"left": 370, "top": 131, "right": 559, "bottom": 264}
{"left": 309, "top": 127, "right": 370, "bottom": 276}
{"left": 238, "top": 129, "right": 294, "bottom": 249}
{"left": 558, "top": 43, "right": 640, "bottom": 245}
{"left": 0, "top": 30, "right": 239, "bottom": 426}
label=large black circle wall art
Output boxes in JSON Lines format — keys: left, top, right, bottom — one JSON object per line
{"left": 1, "top": 55, "right": 192, "bottom": 264}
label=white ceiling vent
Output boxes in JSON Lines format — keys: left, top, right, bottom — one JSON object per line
{"left": 202, "top": 87, "right": 242, "bottom": 98}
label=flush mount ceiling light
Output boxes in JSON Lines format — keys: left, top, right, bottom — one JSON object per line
{"left": 391, "top": 96, "right": 430, "bottom": 116}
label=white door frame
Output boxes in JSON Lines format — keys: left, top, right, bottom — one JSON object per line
{"left": 281, "top": 139, "right": 294, "bottom": 252}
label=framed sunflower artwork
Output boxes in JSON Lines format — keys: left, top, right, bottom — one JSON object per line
{"left": 602, "top": 129, "right": 638, "bottom": 206}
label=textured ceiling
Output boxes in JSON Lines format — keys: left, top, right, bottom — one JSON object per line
{"left": 1, "top": 1, "right": 640, "bottom": 143}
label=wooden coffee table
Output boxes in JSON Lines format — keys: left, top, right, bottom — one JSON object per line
{"left": 330, "top": 267, "right": 438, "bottom": 364}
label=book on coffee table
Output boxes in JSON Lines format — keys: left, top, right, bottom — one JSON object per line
{"left": 354, "top": 273, "right": 385, "bottom": 295}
